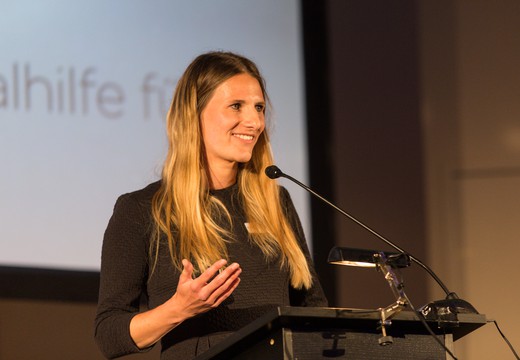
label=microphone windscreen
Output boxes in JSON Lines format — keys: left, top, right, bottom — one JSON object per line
{"left": 265, "top": 165, "right": 282, "bottom": 179}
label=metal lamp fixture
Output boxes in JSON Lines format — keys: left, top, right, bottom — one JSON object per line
{"left": 327, "top": 246, "right": 411, "bottom": 346}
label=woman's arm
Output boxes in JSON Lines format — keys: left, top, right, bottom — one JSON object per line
{"left": 129, "top": 258, "right": 241, "bottom": 349}
{"left": 95, "top": 191, "right": 241, "bottom": 358}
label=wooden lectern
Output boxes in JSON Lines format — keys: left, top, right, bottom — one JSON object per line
{"left": 194, "top": 306, "right": 486, "bottom": 360}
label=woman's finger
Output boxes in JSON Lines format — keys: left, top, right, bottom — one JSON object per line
{"left": 212, "top": 277, "right": 241, "bottom": 308}
{"left": 199, "top": 263, "right": 241, "bottom": 301}
{"left": 196, "top": 259, "right": 228, "bottom": 284}
{"left": 179, "top": 259, "right": 194, "bottom": 284}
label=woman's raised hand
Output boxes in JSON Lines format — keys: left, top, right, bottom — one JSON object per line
{"left": 170, "top": 258, "right": 242, "bottom": 320}
{"left": 129, "top": 258, "right": 241, "bottom": 349}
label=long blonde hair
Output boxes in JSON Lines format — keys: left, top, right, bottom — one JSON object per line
{"left": 151, "top": 51, "right": 312, "bottom": 289}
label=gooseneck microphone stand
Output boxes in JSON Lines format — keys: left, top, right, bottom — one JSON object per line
{"left": 264, "top": 165, "right": 477, "bottom": 315}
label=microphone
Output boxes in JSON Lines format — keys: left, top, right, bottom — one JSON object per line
{"left": 265, "top": 165, "right": 283, "bottom": 180}
{"left": 264, "top": 165, "right": 477, "bottom": 316}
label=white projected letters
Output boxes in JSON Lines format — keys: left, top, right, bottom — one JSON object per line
{"left": 0, "top": 64, "right": 124, "bottom": 118}
{"left": 0, "top": 63, "right": 176, "bottom": 120}
{"left": 141, "top": 73, "right": 177, "bottom": 120}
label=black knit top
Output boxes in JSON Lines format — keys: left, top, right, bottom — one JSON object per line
{"left": 94, "top": 181, "right": 328, "bottom": 359}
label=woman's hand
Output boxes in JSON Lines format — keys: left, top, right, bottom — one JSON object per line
{"left": 169, "top": 258, "right": 242, "bottom": 319}
{"left": 129, "top": 258, "right": 241, "bottom": 349}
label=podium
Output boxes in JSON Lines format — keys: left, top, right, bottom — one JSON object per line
{"left": 194, "top": 306, "right": 486, "bottom": 360}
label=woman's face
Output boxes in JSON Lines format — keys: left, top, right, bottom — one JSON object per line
{"left": 200, "top": 73, "right": 265, "bottom": 170}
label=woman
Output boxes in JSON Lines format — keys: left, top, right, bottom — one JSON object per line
{"left": 95, "top": 51, "right": 327, "bottom": 359}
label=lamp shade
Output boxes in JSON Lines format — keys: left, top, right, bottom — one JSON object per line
{"left": 327, "top": 247, "right": 411, "bottom": 268}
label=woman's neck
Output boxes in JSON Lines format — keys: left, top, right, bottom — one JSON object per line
{"left": 207, "top": 162, "right": 238, "bottom": 190}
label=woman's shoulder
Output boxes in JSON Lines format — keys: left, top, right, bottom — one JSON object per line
{"left": 112, "top": 180, "right": 161, "bottom": 216}
{"left": 119, "top": 180, "right": 161, "bottom": 202}
{"left": 277, "top": 185, "right": 293, "bottom": 204}
{"left": 125, "top": 180, "right": 161, "bottom": 200}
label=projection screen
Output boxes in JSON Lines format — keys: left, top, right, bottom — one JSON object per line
{"left": 0, "top": 0, "right": 310, "bottom": 271}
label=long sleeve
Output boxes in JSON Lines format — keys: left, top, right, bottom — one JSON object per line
{"left": 94, "top": 192, "right": 153, "bottom": 358}
{"left": 280, "top": 187, "right": 329, "bottom": 307}
{"left": 94, "top": 182, "right": 327, "bottom": 359}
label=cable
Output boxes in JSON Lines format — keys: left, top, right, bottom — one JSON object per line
{"left": 489, "top": 320, "right": 520, "bottom": 360}
{"left": 403, "top": 293, "right": 458, "bottom": 360}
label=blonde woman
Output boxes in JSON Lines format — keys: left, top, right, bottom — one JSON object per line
{"left": 95, "top": 51, "right": 327, "bottom": 359}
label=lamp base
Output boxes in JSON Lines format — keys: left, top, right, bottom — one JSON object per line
{"left": 420, "top": 297, "right": 478, "bottom": 326}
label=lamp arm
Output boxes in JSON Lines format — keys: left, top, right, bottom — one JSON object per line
{"left": 374, "top": 252, "right": 409, "bottom": 346}
{"left": 374, "top": 252, "right": 408, "bottom": 305}
{"left": 380, "top": 299, "right": 407, "bottom": 324}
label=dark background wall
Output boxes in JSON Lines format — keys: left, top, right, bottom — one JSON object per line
{"left": 330, "top": 0, "right": 427, "bottom": 309}
{"left": 306, "top": 0, "right": 428, "bottom": 309}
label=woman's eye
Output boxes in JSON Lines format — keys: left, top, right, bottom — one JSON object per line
{"left": 255, "top": 104, "right": 265, "bottom": 112}
{"left": 230, "top": 103, "right": 241, "bottom": 110}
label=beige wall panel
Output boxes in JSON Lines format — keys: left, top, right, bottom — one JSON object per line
{"left": 422, "top": 0, "right": 520, "bottom": 358}
{"left": 457, "top": 177, "right": 520, "bottom": 359}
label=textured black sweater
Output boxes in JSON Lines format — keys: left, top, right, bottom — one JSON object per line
{"left": 94, "top": 181, "right": 328, "bottom": 359}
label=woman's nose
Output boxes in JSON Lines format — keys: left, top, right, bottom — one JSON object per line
{"left": 243, "top": 107, "right": 263, "bottom": 131}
